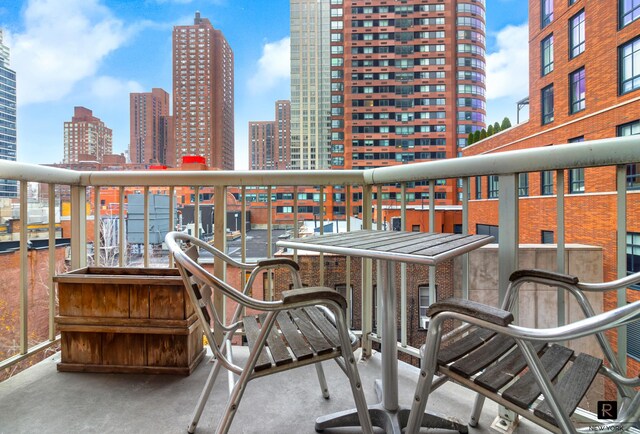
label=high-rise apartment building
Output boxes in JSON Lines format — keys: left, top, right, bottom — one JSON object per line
{"left": 173, "top": 12, "right": 234, "bottom": 170}
{"left": 290, "top": 0, "right": 332, "bottom": 170}
{"left": 463, "top": 0, "right": 640, "bottom": 383}
{"left": 249, "top": 121, "right": 275, "bottom": 170}
{"left": 275, "top": 100, "right": 292, "bottom": 169}
{"left": 0, "top": 29, "right": 17, "bottom": 197}
{"left": 329, "top": 0, "right": 486, "bottom": 204}
{"left": 130, "top": 88, "right": 174, "bottom": 167}
{"left": 63, "top": 107, "right": 112, "bottom": 164}
{"left": 249, "top": 100, "right": 292, "bottom": 171}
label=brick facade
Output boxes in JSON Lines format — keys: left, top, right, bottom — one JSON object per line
{"left": 462, "top": 0, "right": 640, "bottom": 392}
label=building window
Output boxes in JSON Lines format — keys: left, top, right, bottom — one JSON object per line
{"left": 476, "top": 224, "right": 499, "bottom": 242}
{"left": 567, "top": 137, "right": 585, "bottom": 193}
{"left": 569, "top": 68, "right": 586, "bottom": 113}
{"left": 475, "top": 176, "right": 482, "bottom": 199}
{"left": 627, "top": 232, "right": 640, "bottom": 290}
{"left": 617, "top": 120, "right": 640, "bottom": 189}
{"left": 518, "top": 173, "right": 529, "bottom": 197}
{"left": 570, "top": 10, "right": 585, "bottom": 58}
{"left": 541, "top": 85, "right": 554, "bottom": 124}
{"left": 418, "top": 285, "right": 435, "bottom": 329}
{"left": 569, "top": 169, "right": 585, "bottom": 193}
{"left": 620, "top": 37, "right": 640, "bottom": 94}
{"left": 541, "top": 35, "right": 554, "bottom": 76}
{"left": 542, "top": 0, "right": 554, "bottom": 27}
{"left": 541, "top": 230, "right": 554, "bottom": 244}
{"left": 487, "top": 175, "right": 499, "bottom": 199}
{"left": 541, "top": 171, "right": 554, "bottom": 195}
{"left": 621, "top": 0, "right": 640, "bottom": 28}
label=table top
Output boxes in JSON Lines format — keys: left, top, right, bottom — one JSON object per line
{"left": 277, "top": 230, "right": 494, "bottom": 265}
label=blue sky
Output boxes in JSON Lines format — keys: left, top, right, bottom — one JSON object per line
{"left": 0, "top": 0, "right": 529, "bottom": 169}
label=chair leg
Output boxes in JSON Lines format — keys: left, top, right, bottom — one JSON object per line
{"left": 189, "top": 359, "right": 223, "bottom": 434}
{"left": 315, "top": 362, "right": 330, "bottom": 399}
{"left": 406, "top": 323, "right": 442, "bottom": 434}
{"left": 469, "top": 394, "right": 485, "bottom": 427}
{"left": 334, "top": 314, "right": 374, "bottom": 433}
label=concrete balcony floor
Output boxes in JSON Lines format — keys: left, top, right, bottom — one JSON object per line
{"left": 0, "top": 347, "right": 548, "bottom": 434}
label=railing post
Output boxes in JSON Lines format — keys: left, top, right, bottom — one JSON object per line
{"left": 429, "top": 179, "right": 436, "bottom": 307}
{"left": 462, "top": 177, "right": 470, "bottom": 299}
{"left": 94, "top": 187, "right": 100, "bottom": 267}
{"left": 19, "top": 181, "right": 28, "bottom": 354}
{"left": 346, "top": 185, "right": 352, "bottom": 328}
{"left": 498, "top": 174, "right": 519, "bottom": 305}
{"left": 169, "top": 186, "right": 175, "bottom": 268}
{"left": 214, "top": 185, "right": 227, "bottom": 345}
{"left": 616, "top": 165, "right": 627, "bottom": 375}
{"left": 400, "top": 182, "right": 407, "bottom": 346}
{"left": 241, "top": 186, "right": 247, "bottom": 288}
{"left": 48, "top": 184, "right": 56, "bottom": 341}
{"left": 143, "top": 186, "right": 149, "bottom": 268}
{"left": 361, "top": 184, "right": 373, "bottom": 357}
{"left": 118, "top": 187, "right": 125, "bottom": 267}
{"left": 319, "top": 185, "right": 325, "bottom": 287}
{"left": 556, "top": 170, "right": 566, "bottom": 327}
{"left": 70, "top": 185, "right": 87, "bottom": 269}
{"left": 267, "top": 186, "right": 274, "bottom": 299}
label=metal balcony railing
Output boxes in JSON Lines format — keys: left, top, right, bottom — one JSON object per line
{"left": 1, "top": 135, "right": 639, "bottom": 382}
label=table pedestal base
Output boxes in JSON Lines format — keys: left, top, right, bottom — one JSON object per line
{"left": 315, "top": 380, "right": 468, "bottom": 434}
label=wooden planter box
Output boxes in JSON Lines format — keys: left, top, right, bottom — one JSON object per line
{"left": 54, "top": 267, "right": 205, "bottom": 375}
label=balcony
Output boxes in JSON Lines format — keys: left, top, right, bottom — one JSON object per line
{"left": 1, "top": 136, "right": 639, "bottom": 432}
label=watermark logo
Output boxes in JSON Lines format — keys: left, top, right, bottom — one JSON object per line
{"left": 597, "top": 401, "right": 618, "bottom": 419}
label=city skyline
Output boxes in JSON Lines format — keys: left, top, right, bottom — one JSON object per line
{"left": 0, "top": 0, "right": 528, "bottom": 169}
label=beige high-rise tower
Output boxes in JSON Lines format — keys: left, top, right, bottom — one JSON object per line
{"left": 63, "top": 107, "right": 112, "bottom": 163}
{"left": 290, "top": 0, "right": 331, "bottom": 170}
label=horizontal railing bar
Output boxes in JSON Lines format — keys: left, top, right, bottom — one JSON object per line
{"left": 0, "top": 337, "right": 60, "bottom": 372}
{"left": 80, "top": 170, "right": 365, "bottom": 187}
{"left": 0, "top": 161, "right": 82, "bottom": 184}
{"left": 364, "top": 136, "right": 640, "bottom": 185}
{"left": 369, "top": 334, "right": 421, "bottom": 358}
{"left": 1, "top": 137, "right": 639, "bottom": 189}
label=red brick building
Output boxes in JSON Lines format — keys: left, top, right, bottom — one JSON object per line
{"left": 463, "top": 0, "right": 640, "bottom": 379}
{"left": 275, "top": 100, "right": 291, "bottom": 170}
{"left": 329, "top": 0, "right": 487, "bottom": 205}
{"left": 248, "top": 121, "right": 275, "bottom": 170}
{"left": 129, "top": 88, "right": 174, "bottom": 167}
{"left": 173, "top": 12, "right": 234, "bottom": 170}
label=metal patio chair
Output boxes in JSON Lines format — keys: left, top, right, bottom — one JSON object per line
{"left": 165, "top": 232, "right": 373, "bottom": 434}
{"left": 406, "top": 269, "right": 640, "bottom": 434}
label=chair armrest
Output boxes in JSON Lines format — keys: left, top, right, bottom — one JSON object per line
{"left": 427, "top": 298, "right": 514, "bottom": 327}
{"left": 509, "top": 269, "right": 579, "bottom": 285}
{"left": 282, "top": 286, "right": 347, "bottom": 310}
{"left": 256, "top": 258, "right": 300, "bottom": 271}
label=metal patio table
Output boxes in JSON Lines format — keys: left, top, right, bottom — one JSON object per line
{"left": 278, "top": 230, "right": 494, "bottom": 434}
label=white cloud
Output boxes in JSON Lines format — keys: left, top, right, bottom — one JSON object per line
{"left": 248, "top": 37, "right": 290, "bottom": 94}
{"left": 486, "top": 23, "right": 529, "bottom": 100}
{"left": 91, "top": 76, "right": 144, "bottom": 99}
{"left": 9, "top": 0, "right": 132, "bottom": 106}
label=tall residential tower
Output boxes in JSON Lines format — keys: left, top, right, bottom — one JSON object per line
{"left": 63, "top": 107, "right": 112, "bottom": 164}
{"left": 290, "top": 0, "right": 332, "bottom": 170}
{"left": 0, "top": 30, "right": 17, "bottom": 197}
{"left": 329, "top": 0, "right": 486, "bottom": 204}
{"left": 173, "top": 12, "right": 234, "bottom": 169}
{"left": 130, "top": 88, "right": 174, "bottom": 167}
